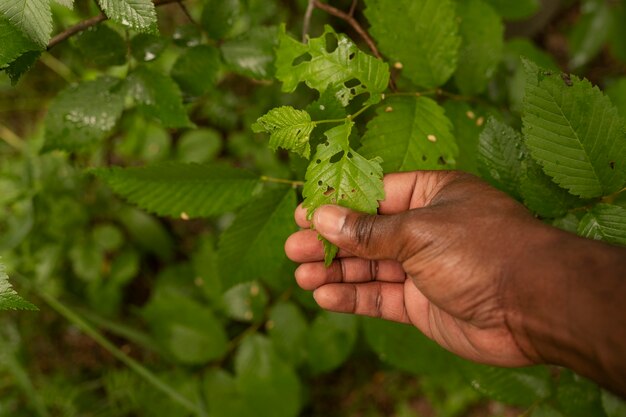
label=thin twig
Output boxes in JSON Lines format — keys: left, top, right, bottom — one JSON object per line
{"left": 302, "top": 0, "right": 316, "bottom": 42}
{"left": 348, "top": 0, "right": 358, "bottom": 17}
{"left": 0, "top": 123, "right": 25, "bottom": 151}
{"left": 47, "top": 0, "right": 182, "bottom": 50}
{"left": 260, "top": 175, "right": 304, "bottom": 187}
{"left": 312, "top": 0, "right": 381, "bottom": 59}
{"left": 176, "top": 0, "right": 196, "bottom": 25}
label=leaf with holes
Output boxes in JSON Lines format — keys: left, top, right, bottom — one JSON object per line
{"left": 578, "top": 204, "right": 626, "bottom": 246}
{"left": 303, "top": 121, "right": 384, "bottom": 265}
{"left": 522, "top": 59, "right": 626, "bottom": 198}
{"left": 360, "top": 96, "right": 458, "bottom": 172}
{"left": 0, "top": 0, "right": 52, "bottom": 47}
{"left": 93, "top": 163, "right": 259, "bottom": 218}
{"left": 252, "top": 106, "right": 315, "bottom": 159}
{"left": 275, "top": 25, "right": 389, "bottom": 106}
{"left": 97, "top": 0, "right": 157, "bottom": 33}
{"left": 363, "top": 0, "right": 460, "bottom": 89}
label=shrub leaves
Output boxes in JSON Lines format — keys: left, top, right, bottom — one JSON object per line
{"left": 252, "top": 106, "right": 315, "bottom": 159}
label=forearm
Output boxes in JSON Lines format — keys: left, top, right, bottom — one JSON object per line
{"left": 505, "top": 225, "right": 626, "bottom": 396}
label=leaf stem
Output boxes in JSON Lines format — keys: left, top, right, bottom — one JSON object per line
{"left": 315, "top": 103, "right": 373, "bottom": 125}
{"left": 39, "top": 292, "right": 202, "bottom": 415}
{"left": 260, "top": 176, "right": 304, "bottom": 187}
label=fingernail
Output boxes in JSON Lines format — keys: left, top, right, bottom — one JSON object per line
{"left": 314, "top": 205, "right": 348, "bottom": 240}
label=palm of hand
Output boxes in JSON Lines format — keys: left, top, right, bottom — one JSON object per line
{"left": 286, "top": 171, "right": 540, "bottom": 367}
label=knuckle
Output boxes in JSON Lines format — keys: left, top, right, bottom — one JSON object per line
{"left": 349, "top": 214, "right": 378, "bottom": 249}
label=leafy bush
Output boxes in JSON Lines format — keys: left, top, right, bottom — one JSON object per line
{"left": 1, "top": 0, "right": 626, "bottom": 416}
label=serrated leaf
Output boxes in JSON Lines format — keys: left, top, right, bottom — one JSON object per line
{"left": 0, "top": 261, "right": 37, "bottom": 311}
{"left": 93, "top": 163, "right": 260, "bottom": 218}
{"left": 126, "top": 67, "right": 192, "bottom": 128}
{"left": 360, "top": 96, "right": 458, "bottom": 172}
{"left": 74, "top": 24, "right": 126, "bottom": 67}
{"left": 220, "top": 25, "right": 278, "bottom": 79}
{"left": 454, "top": 0, "right": 503, "bottom": 95}
{"left": 0, "top": 0, "right": 52, "bottom": 47}
{"left": 0, "top": 15, "right": 40, "bottom": 67}
{"left": 201, "top": 0, "right": 240, "bottom": 40}
{"left": 252, "top": 106, "right": 315, "bottom": 158}
{"left": 363, "top": 317, "right": 456, "bottom": 375}
{"left": 171, "top": 45, "right": 221, "bottom": 96}
{"left": 442, "top": 101, "right": 485, "bottom": 174}
{"left": 52, "top": 0, "right": 73, "bottom": 8}
{"left": 235, "top": 335, "right": 301, "bottom": 417}
{"left": 520, "top": 154, "right": 586, "bottom": 218}
{"left": 522, "top": 59, "right": 626, "bottom": 198}
{"left": 5, "top": 50, "right": 40, "bottom": 85}
{"left": 363, "top": 0, "right": 460, "bottom": 88}
{"left": 578, "top": 204, "right": 626, "bottom": 246}
{"left": 461, "top": 363, "right": 552, "bottom": 407}
{"left": 307, "top": 311, "right": 357, "bottom": 374}
{"left": 97, "top": 0, "right": 156, "bottom": 33}
{"left": 275, "top": 25, "right": 389, "bottom": 106}
{"left": 218, "top": 188, "right": 296, "bottom": 288}
{"left": 303, "top": 121, "right": 384, "bottom": 265}
{"left": 478, "top": 117, "right": 525, "bottom": 199}
{"left": 44, "top": 77, "right": 125, "bottom": 151}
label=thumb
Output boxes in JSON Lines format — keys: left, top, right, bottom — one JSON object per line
{"left": 313, "top": 205, "right": 409, "bottom": 261}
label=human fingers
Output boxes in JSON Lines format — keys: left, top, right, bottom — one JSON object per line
{"left": 313, "top": 282, "right": 411, "bottom": 324}
{"left": 284, "top": 229, "right": 353, "bottom": 263}
{"left": 294, "top": 258, "right": 406, "bottom": 290}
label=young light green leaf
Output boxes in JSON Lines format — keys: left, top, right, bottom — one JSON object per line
{"left": 522, "top": 59, "right": 626, "bottom": 198}
{"left": 578, "top": 204, "right": 626, "bottom": 246}
{"left": 303, "top": 121, "right": 384, "bottom": 265}
{"left": 220, "top": 25, "right": 278, "bottom": 80}
{"left": 360, "top": 96, "right": 458, "bottom": 172}
{"left": 275, "top": 25, "right": 389, "bottom": 106}
{"left": 252, "top": 106, "right": 315, "bottom": 159}
{"left": 478, "top": 117, "right": 525, "bottom": 199}
{"left": 93, "top": 163, "right": 260, "bottom": 218}
{"left": 363, "top": 0, "right": 460, "bottom": 88}
{"left": 0, "top": 0, "right": 52, "bottom": 47}
{"left": 218, "top": 188, "right": 297, "bottom": 289}
{"left": 0, "top": 15, "right": 40, "bottom": 67}
{"left": 44, "top": 77, "right": 125, "bottom": 151}
{"left": 97, "top": 0, "right": 157, "bottom": 33}
{"left": 454, "top": 0, "right": 504, "bottom": 95}
{"left": 0, "top": 262, "right": 37, "bottom": 311}
{"left": 171, "top": 45, "right": 221, "bottom": 96}
{"left": 126, "top": 67, "right": 192, "bottom": 128}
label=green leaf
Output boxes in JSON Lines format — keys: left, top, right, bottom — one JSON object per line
{"left": 454, "top": 0, "right": 503, "bottom": 95}
{"left": 0, "top": 15, "right": 40, "bottom": 67}
{"left": 363, "top": 317, "right": 456, "bottom": 375}
{"left": 235, "top": 335, "right": 301, "bottom": 417}
{"left": 218, "top": 188, "right": 296, "bottom": 288}
{"left": 307, "top": 311, "right": 357, "bottom": 374}
{"left": 609, "top": 2, "right": 626, "bottom": 64}
{"left": 606, "top": 78, "right": 626, "bottom": 121}
{"left": 461, "top": 363, "right": 552, "bottom": 407}
{"left": 44, "top": 76, "right": 125, "bottom": 151}
{"left": 267, "top": 301, "right": 308, "bottom": 367}
{"left": 442, "top": 101, "right": 486, "bottom": 174}
{"left": 5, "top": 49, "right": 40, "bottom": 85}
{"left": 176, "top": 128, "right": 222, "bottom": 163}
{"left": 201, "top": 0, "right": 240, "bottom": 40}
{"left": 221, "top": 282, "right": 268, "bottom": 323}
{"left": 97, "top": 0, "right": 157, "bottom": 33}
{"left": 363, "top": 0, "right": 460, "bottom": 88}
{"left": 143, "top": 293, "right": 227, "bottom": 365}
{"left": 126, "top": 67, "right": 192, "bottom": 128}
{"left": 478, "top": 117, "right": 525, "bottom": 199}
{"left": 74, "top": 24, "right": 126, "bottom": 67}
{"left": 0, "top": 262, "right": 37, "bottom": 311}
{"left": 275, "top": 25, "right": 389, "bottom": 106}
{"left": 130, "top": 33, "right": 167, "bottom": 62}
{"left": 578, "top": 204, "right": 626, "bottom": 246}
{"left": 52, "top": 0, "right": 73, "bottom": 8}
{"left": 303, "top": 121, "right": 384, "bottom": 265}
{"left": 171, "top": 45, "right": 221, "bottom": 96}
{"left": 0, "top": 0, "right": 52, "bottom": 47}
{"left": 520, "top": 155, "right": 586, "bottom": 218}
{"left": 568, "top": 0, "right": 612, "bottom": 70}
{"left": 484, "top": 0, "right": 539, "bottom": 20}
{"left": 220, "top": 25, "right": 277, "bottom": 80}
{"left": 602, "top": 390, "right": 626, "bottom": 417}
{"left": 93, "top": 163, "right": 260, "bottom": 218}
{"left": 360, "top": 96, "right": 458, "bottom": 172}
{"left": 556, "top": 370, "right": 606, "bottom": 417}
{"left": 522, "top": 59, "right": 626, "bottom": 198}
{"left": 252, "top": 106, "right": 315, "bottom": 159}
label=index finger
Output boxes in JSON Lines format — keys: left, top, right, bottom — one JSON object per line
{"left": 295, "top": 171, "right": 458, "bottom": 228}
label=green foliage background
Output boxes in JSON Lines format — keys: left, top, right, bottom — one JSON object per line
{"left": 1, "top": 0, "right": 626, "bottom": 416}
